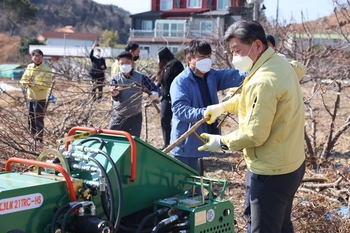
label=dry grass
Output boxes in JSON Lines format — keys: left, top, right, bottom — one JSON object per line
{"left": 0, "top": 33, "right": 20, "bottom": 63}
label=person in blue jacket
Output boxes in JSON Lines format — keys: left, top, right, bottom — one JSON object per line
{"left": 169, "top": 39, "right": 245, "bottom": 172}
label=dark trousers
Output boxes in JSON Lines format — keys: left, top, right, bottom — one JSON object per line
{"left": 249, "top": 161, "right": 305, "bottom": 233}
{"left": 244, "top": 170, "right": 253, "bottom": 233}
{"left": 174, "top": 156, "right": 202, "bottom": 195}
{"left": 91, "top": 77, "right": 104, "bottom": 100}
{"left": 160, "top": 98, "right": 172, "bottom": 146}
{"left": 27, "top": 100, "right": 46, "bottom": 142}
{"left": 108, "top": 112, "right": 142, "bottom": 138}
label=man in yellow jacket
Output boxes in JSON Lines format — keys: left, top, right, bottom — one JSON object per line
{"left": 198, "top": 20, "right": 305, "bottom": 233}
{"left": 20, "top": 49, "right": 53, "bottom": 145}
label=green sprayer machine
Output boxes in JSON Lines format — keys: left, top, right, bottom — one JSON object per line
{"left": 1, "top": 127, "right": 235, "bottom": 233}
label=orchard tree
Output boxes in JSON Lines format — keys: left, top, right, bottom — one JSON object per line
{"left": 3, "top": 0, "right": 38, "bottom": 36}
{"left": 18, "top": 37, "right": 45, "bottom": 62}
{"left": 100, "top": 30, "right": 119, "bottom": 48}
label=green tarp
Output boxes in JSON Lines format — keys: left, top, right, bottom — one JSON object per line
{"left": 0, "top": 64, "right": 24, "bottom": 80}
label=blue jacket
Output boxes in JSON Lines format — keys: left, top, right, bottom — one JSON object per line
{"left": 169, "top": 67, "right": 245, "bottom": 158}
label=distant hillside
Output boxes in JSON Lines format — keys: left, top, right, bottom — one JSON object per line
{"left": 0, "top": 0, "right": 131, "bottom": 43}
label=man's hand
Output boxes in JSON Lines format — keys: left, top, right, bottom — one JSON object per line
{"left": 149, "top": 91, "right": 159, "bottom": 101}
{"left": 111, "top": 88, "right": 120, "bottom": 96}
{"left": 204, "top": 103, "right": 226, "bottom": 124}
{"left": 27, "top": 82, "right": 36, "bottom": 87}
{"left": 198, "top": 133, "right": 222, "bottom": 152}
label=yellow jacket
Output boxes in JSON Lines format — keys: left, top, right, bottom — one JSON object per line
{"left": 222, "top": 47, "right": 305, "bottom": 175}
{"left": 110, "top": 61, "right": 119, "bottom": 77}
{"left": 20, "top": 63, "right": 53, "bottom": 100}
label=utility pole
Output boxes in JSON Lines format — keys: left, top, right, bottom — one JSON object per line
{"left": 253, "top": 2, "right": 260, "bottom": 21}
{"left": 64, "top": 33, "right": 67, "bottom": 59}
{"left": 276, "top": 0, "right": 279, "bottom": 27}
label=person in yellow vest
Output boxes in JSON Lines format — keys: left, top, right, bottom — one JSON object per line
{"left": 20, "top": 49, "right": 53, "bottom": 145}
{"left": 266, "top": 33, "right": 306, "bottom": 79}
{"left": 110, "top": 42, "right": 141, "bottom": 77}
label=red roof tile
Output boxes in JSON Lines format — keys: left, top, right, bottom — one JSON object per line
{"left": 161, "top": 8, "right": 211, "bottom": 17}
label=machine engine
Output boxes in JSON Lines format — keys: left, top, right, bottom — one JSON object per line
{"left": 1, "top": 127, "right": 235, "bottom": 233}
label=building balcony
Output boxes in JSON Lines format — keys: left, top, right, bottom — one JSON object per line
{"left": 129, "top": 29, "right": 219, "bottom": 41}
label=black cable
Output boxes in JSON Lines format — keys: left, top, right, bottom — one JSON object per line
{"left": 75, "top": 137, "right": 123, "bottom": 231}
{"left": 88, "top": 155, "right": 116, "bottom": 223}
{"left": 136, "top": 211, "right": 159, "bottom": 233}
{"left": 158, "top": 225, "right": 190, "bottom": 233}
{"left": 101, "top": 190, "right": 110, "bottom": 219}
{"left": 119, "top": 224, "right": 153, "bottom": 233}
{"left": 61, "top": 202, "right": 83, "bottom": 233}
{"left": 76, "top": 137, "right": 105, "bottom": 150}
{"left": 136, "top": 208, "right": 168, "bottom": 233}
{"left": 75, "top": 137, "right": 116, "bottom": 222}
{"left": 50, "top": 202, "right": 77, "bottom": 233}
{"left": 151, "top": 211, "right": 187, "bottom": 233}
{"left": 98, "top": 149, "right": 123, "bottom": 232}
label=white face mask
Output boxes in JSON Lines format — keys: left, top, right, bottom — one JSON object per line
{"left": 195, "top": 58, "right": 212, "bottom": 73}
{"left": 231, "top": 44, "right": 254, "bottom": 72}
{"left": 95, "top": 52, "right": 101, "bottom": 57}
{"left": 120, "top": 64, "right": 132, "bottom": 74}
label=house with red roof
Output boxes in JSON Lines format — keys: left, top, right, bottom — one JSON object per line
{"left": 129, "top": 0, "right": 253, "bottom": 57}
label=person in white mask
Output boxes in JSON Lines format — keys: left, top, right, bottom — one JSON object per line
{"left": 169, "top": 39, "right": 245, "bottom": 176}
{"left": 198, "top": 20, "right": 305, "bottom": 233}
{"left": 89, "top": 43, "right": 106, "bottom": 101}
{"left": 108, "top": 51, "right": 161, "bottom": 137}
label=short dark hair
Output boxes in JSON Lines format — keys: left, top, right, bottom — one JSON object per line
{"left": 224, "top": 20, "right": 268, "bottom": 47}
{"left": 125, "top": 42, "right": 139, "bottom": 52}
{"left": 266, "top": 33, "right": 276, "bottom": 47}
{"left": 31, "top": 49, "right": 44, "bottom": 56}
{"left": 185, "top": 39, "right": 211, "bottom": 57}
{"left": 117, "top": 51, "right": 133, "bottom": 61}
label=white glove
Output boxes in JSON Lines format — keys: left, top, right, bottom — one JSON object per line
{"left": 149, "top": 91, "right": 159, "bottom": 101}
{"left": 198, "top": 133, "right": 223, "bottom": 152}
{"left": 204, "top": 103, "right": 226, "bottom": 124}
{"left": 110, "top": 88, "right": 119, "bottom": 96}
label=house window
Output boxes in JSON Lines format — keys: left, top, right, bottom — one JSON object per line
{"left": 169, "top": 46, "right": 179, "bottom": 54}
{"left": 201, "top": 21, "right": 212, "bottom": 31}
{"left": 187, "top": 0, "right": 201, "bottom": 8}
{"left": 217, "top": 0, "right": 230, "bottom": 10}
{"left": 155, "top": 20, "right": 187, "bottom": 38}
{"left": 139, "top": 45, "right": 150, "bottom": 54}
{"left": 160, "top": 0, "right": 172, "bottom": 11}
{"left": 162, "top": 23, "right": 169, "bottom": 37}
{"left": 142, "top": 21, "right": 152, "bottom": 30}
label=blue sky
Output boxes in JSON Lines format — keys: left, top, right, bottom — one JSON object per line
{"left": 94, "top": 0, "right": 338, "bottom": 23}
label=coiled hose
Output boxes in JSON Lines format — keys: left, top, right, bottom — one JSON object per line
{"left": 76, "top": 137, "right": 123, "bottom": 232}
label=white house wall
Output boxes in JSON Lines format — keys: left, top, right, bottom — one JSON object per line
{"left": 46, "top": 38, "right": 95, "bottom": 47}
{"left": 29, "top": 45, "right": 148, "bottom": 58}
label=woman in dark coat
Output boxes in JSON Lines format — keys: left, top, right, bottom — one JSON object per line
{"left": 156, "top": 47, "right": 184, "bottom": 150}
